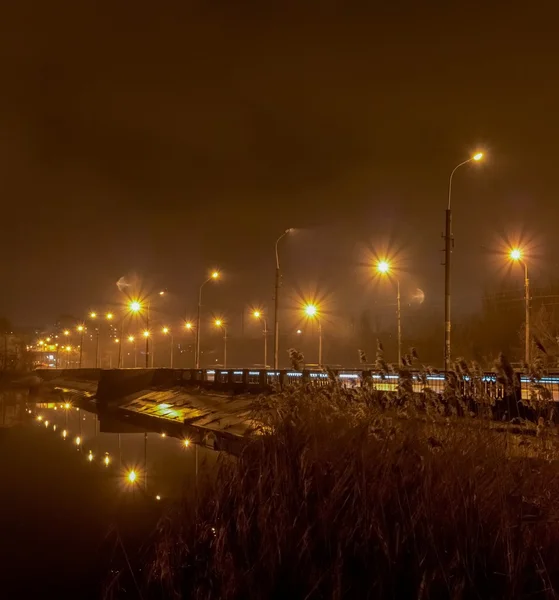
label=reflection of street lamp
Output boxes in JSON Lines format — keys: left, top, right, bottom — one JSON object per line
{"left": 509, "top": 247, "right": 531, "bottom": 365}
{"left": 444, "top": 152, "right": 484, "bottom": 371}
{"left": 215, "top": 319, "right": 227, "bottom": 368}
{"left": 274, "top": 229, "right": 294, "bottom": 369}
{"left": 252, "top": 310, "right": 268, "bottom": 367}
{"left": 196, "top": 271, "right": 220, "bottom": 368}
{"left": 376, "top": 259, "right": 402, "bottom": 367}
{"left": 162, "top": 327, "right": 174, "bottom": 368}
{"left": 303, "top": 304, "right": 322, "bottom": 366}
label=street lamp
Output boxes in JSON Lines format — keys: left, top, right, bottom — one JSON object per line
{"left": 127, "top": 335, "right": 137, "bottom": 368}
{"left": 130, "top": 300, "right": 152, "bottom": 368}
{"left": 509, "top": 247, "right": 531, "bottom": 365}
{"left": 303, "top": 303, "right": 322, "bottom": 366}
{"left": 252, "top": 310, "right": 268, "bottom": 367}
{"left": 274, "top": 229, "right": 294, "bottom": 369}
{"left": 444, "top": 151, "right": 484, "bottom": 371}
{"left": 196, "top": 271, "right": 220, "bottom": 368}
{"left": 376, "top": 259, "right": 402, "bottom": 367}
{"left": 215, "top": 319, "right": 227, "bottom": 368}
{"left": 77, "top": 325, "right": 85, "bottom": 368}
{"left": 162, "top": 327, "right": 174, "bottom": 368}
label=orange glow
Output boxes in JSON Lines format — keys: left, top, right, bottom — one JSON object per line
{"left": 510, "top": 248, "right": 522, "bottom": 261}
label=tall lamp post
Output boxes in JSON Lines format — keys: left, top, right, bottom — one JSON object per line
{"left": 128, "top": 335, "right": 137, "bottom": 368}
{"left": 376, "top": 260, "right": 402, "bottom": 367}
{"left": 77, "top": 325, "right": 85, "bottom": 368}
{"left": 195, "top": 271, "right": 219, "bottom": 369}
{"left": 162, "top": 327, "right": 174, "bottom": 368}
{"left": 444, "top": 152, "right": 483, "bottom": 371}
{"left": 303, "top": 304, "right": 322, "bottom": 366}
{"left": 510, "top": 248, "right": 531, "bottom": 366}
{"left": 274, "top": 229, "right": 293, "bottom": 370}
{"left": 215, "top": 319, "right": 227, "bottom": 368}
{"left": 252, "top": 310, "right": 268, "bottom": 367}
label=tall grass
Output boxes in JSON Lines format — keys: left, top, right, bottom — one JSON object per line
{"left": 150, "top": 382, "right": 559, "bottom": 599}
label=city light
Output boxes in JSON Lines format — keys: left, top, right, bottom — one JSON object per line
{"left": 64, "top": 330, "right": 70, "bottom": 336}
{"left": 510, "top": 248, "right": 522, "bottom": 261}
{"left": 129, "top": 301, "right": 142, "bottom": 313}
{"left": 304, "top": 304, "right": 318, "bottom": 318}
{"left": 253, "top": 310, "right": 261, "bottom": 318}
{"left": 88, "top": 451, "right": 94, "bottom": 462}
{"left": 62, "top": 429, "right": 67, "bottom": 439}
{"left": 44, "top": 420, "right": 49, "bottom": 427}
{"left": 90, "top": 312, "right": 97, "bottom": 318}
{"left": 185, "top": 322, "right": 193, "bottom": 330}
{"left": 376, "top": 260, "right": 390, "bottom": 274}
{"left": 75, "top": 436, "right": 81, "bottom": 446}
{"left": 183, "top": 439, "right": 191, "bottom": 448}
{"left": 215, "top": 319, "right": 223, "bottom": 327}
{"left": 103, "top": 454, "right": 110, "bottom": 467}
{"left": 211, "top": 271, "right": 219, "bottom": 279}
{"left": 77, "top": 325, "right": 84, "bottom": 332}
{"left": 106, "top": 312, "right": 114, "bottom": 320}
{"left": 162, "top": 327, "right": 169, "bottom": 334}
{"left": 37, "top": 415, "right": 43, "bottom": 421}
{"left": 64, "top": 403, "right": 70, "bottom": 409}
{"left": 127, "top": 470, "right": 137, "bottom": 483}
{"left": 156, "top": 495, "right": 161, "bottom": 501}
{"left": 473, "top": 152, "right": 483, "bottom": 161}
{"left": 143, "top": 330, "right": 150, "bottom": 338}
{"left": 128, "top": 335, "right": 134, "bottom": 342}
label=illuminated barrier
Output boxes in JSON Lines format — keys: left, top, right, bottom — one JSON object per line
{"left": 32, "top": 367, "right": 559, "bottom": 404}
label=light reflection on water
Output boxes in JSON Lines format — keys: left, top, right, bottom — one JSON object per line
{"left": 26, "top": 398, "right": 217, "bottom": 500}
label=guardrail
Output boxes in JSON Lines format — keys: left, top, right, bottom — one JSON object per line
{"left": 33, "top": 367, "right": 559, "bottom": 402}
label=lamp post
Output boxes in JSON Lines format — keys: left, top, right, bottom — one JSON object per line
{"left": 163, "top": 327, "right": 174, "bottom": 368}
{"left": 77, "top": 325, "right": 85, "bottom": 368}
{"left": 63, "top": 330, "right": 70, "bottom": 367}
{"left": 252, "top": 310, "right": 268, "bottom": 367}
{"left": 195, "top": 271, "right": 219, "bottom": 369}
{"left": 142, "top": 330, "right": 150, "bottom": 367}
{"left": 510, "top": 248, "right": 531, "bottom": 365}
{"left": 444, "top": 152, "right": 483, "bottom": 371}
{"left": 304, "top": 304, "right": 322, "bottom": 366}
{"left": 128, "top": 335, "right": 137, "bottom": 368}
{"left": 215, "top": 319, "right": 227, "bottom": 368}
{"left": 376, "top": 260, "right": 402, "bottom": 367}
{"left": 274, "top": 229, "right": 293, "bottom": 369}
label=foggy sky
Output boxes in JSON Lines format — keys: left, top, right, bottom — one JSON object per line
{"left": 1, "top": 1, "right": 558, "bottom": 327}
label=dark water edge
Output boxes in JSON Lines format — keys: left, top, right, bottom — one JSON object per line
{"left": 0, "top": 393, "right": 217, "bottom": 599}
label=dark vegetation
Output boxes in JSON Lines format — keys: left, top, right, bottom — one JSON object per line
{"left": 146, "top": 361, "right": 559, "bottom": 599}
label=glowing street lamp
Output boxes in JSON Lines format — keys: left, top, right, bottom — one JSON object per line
{"left": 252, "top": 310, "right": 269, "bottom": 367}
{"left": 215, "top": 319, "right": 227, "bottom": 368}
{"left": 303, "top": 303, "right": 322, "bottom": 366}
{"left": 509, "top": 247, "right": 531, "bottom": 365}
{"left": 196, "top": 271, "right": 220, "bottom": 368}
{"left": 444, "top": 151, "right": 485, "bottom": 371}
{"left": 274, "top": 229, "right": 294, "bottom": 369}
{"left": 129, "top": 301, "right": 142, "bottom": 313}
{"left": 127, "top": 470, "right": 137, "bottom": 484}
{"left": 376, "top": 259, "right": 402, "bottom": 367}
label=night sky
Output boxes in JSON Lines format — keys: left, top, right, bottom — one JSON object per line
{"left": 1, "top": 2, "right": 558, "bottom": 328}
